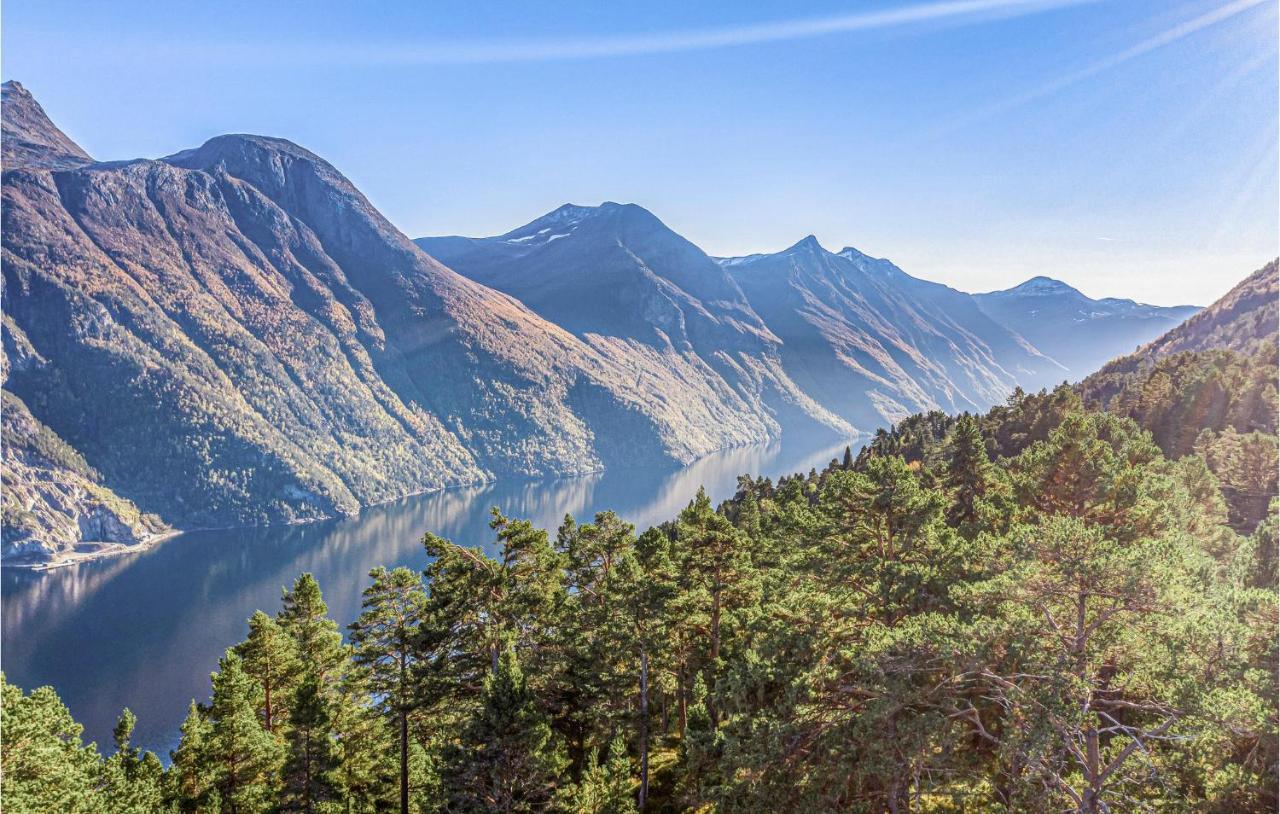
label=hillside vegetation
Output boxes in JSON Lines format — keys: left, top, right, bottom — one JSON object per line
{"left": 5, "top": 265, "right": 1276, "bottom": 812}
{"left": 4, "top": 80, "right": 1210, "bottom": 563}
{"left": 1080, "top": 261, "right": 1278, "bottom": 530}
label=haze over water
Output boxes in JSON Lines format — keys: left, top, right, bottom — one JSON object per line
{"left": 2, "top": 433, "right": 860, "bottom": 756}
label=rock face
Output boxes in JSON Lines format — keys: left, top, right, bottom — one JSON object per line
{"left": 974, "top": 276, "right": 1199, "bottom": 377}
{"left": 3, "top": 82, "right": 837, "bottom": 563}
{"left": 714, "top": 240, "right": 1067, "bottom": 430}
{"left": 0, "top": 80, "right": 1207, "bottom": 564}
{"left": 419, "top": 203, "right": 852, "bottom": 443}
{"left": 1, "top": 391, "right": 168, "bottom": 564}
{"left": 0, "top": 81, "right": 93, "bottom": 171}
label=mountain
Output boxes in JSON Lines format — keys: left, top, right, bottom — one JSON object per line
{"left": 1, "top": 389, "right": 170, "bottom": 565}
{"left": 974, "top": 275, "right": 1198, "bottom": 377}
{"left": 1, "top": 80, "right": 1223, "bottom": 565}
{"left": 0, "top": 82, "right": 819, "bottom": 564}
{"left": 0, "top": 81, "right": 93, "bottom": 171}
{"left": 419, "top": 204, "right": 852, "bottom": 439}
{"left": 716, "top": 239, "right": 1067, "bottom": 430}
{"left": 1079, "top": 260, "right": 1278, "bottom": 531}
{"left": 1128, "top": 261, "right": 1276, "bottom": 359}
{"left": 1, "top": 81, "right": 170, "bottom": 564}
{"left": 419, "top": 203, "right": 774, "bottom": 350}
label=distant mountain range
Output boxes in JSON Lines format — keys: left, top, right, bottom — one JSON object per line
{"left": 0, "top": 80, "right": 1215, "bottom": 564}
{"left": 717, "top": 239, "right": 1064, "bottom": 430}
{"left": 423, "top": 209, "right": 1197, "bottom": 433}
{"left": 974, "top": 276, "right": 1198, "bottom": 376}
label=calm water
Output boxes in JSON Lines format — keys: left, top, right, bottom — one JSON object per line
{"left": 1, "top": 434, "right": 859, "bottom": 756}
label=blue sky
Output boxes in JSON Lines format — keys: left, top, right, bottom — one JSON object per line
{"left": 3, "top": 0, "right": 1276, "bottom": 305}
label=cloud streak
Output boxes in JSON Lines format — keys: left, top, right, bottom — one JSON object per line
{"left": 34, "top": 0, "right": 1097, "bottom": 70}
{"left": 332, "top": 0, "right": 1095, "bottom": 65}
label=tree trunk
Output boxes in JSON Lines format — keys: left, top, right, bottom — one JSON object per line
{"left": 401, "top": 647, "right": 411, "bottom": 814}
{"left": 1081, "top": 724, "right": 1101, "bottom": 814}
{"left": 709, "top": 582, "right": 721, "bottom": 727}
{"left": 677, "top": 664, "right": 688, "bottom": 739}
{"left": 265, "top": 680, "right": 273, "bottom": 733}
{"left": 400, "top": 708, "right": 409, "bottom": 814}
{"left": 639, "top": 648, "right": 650, "bottom": 810}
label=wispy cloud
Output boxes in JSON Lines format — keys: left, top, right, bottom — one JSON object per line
{"left": 921, "top": 0, "right": 1273, "bottom": 138}
{"left": 152, "top": 0, "right": 1090, "bottom": 67}
{"left": 363, "top": 0, "right": 1094, "bottom": 65}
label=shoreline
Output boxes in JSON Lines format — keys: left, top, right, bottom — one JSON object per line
{"left": 8, "top": 528, "right": 186, "bottom": 572}
{"left": 2, "top": 430, "right": 859, "bottom": 573}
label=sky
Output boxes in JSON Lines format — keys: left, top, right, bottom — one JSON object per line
{"left": 3, "top": 0, "right": 1276, "bottom": 306}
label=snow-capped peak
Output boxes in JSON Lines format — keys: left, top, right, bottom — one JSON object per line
{"left": 1005, "top": 276, "right": 1081, "bottom": 296}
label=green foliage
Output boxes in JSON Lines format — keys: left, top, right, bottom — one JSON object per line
{"left": 235, "top": 610, "right": 301, "bottom": 733}
{"left": 279, "top": 573, "right": 345, "bottom": 680}
{"left": 1080, "top": 345, "right": 1278, "bottom": 532}
{"left": 1, "top": 673, "right": 106, "bottom": 813}
{"left": 6, "top": 380, "right": 1275, "bottom": 813}
{"left": 279, "top": 673, "right": 342, "bottom": 813}
{"left": 440, "top": 650, "right": 568, "bottom": 813}
{"left": 205, "top": 652, "right": 284, "bottom": 813}
{"left": 561, "top": 736, "right": 637, "bottom": 814}
{"left": 350, "top": 565, "right": 429, "bottom": 813}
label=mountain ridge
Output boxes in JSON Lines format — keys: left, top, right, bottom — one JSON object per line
{"left": 711, "top": 235, "right": 1067, "bottom": 428}
{"left": 974, "top": 272, "right": 1200, "bottom": 376}
{"left": 1, "top": 80, "right": 1210, "bottom": 564}
{"left": 0, "top": 80, "right": 93, "bottom": 170}
{"left": 2, "top": 83, "right": 827, "bottom": 564}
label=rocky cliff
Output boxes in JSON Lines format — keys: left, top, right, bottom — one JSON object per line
{"left": 1, "top": 82, "right": 822, "bottom": 564}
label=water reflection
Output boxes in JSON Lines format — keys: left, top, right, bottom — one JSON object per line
{"left": 1, "top": 434, "right": 859, "bottom": 756}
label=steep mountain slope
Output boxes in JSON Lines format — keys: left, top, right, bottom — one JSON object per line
{"left": 1079, "top": 260, "right": 1278, "bottom": 531}
{"left": 419, "top": 204, "right": 852, "bottom": 439}
{"left": 1080, "top": 263, "right": 1280, "bottom": 435}
{"left": 1, "top": 82, "right": 814, "bottom": 562}
{"left": 420, "top": 203, "right": 773, "bottom": 349}
{"left": 717, "top": 239, "right": 1066, "bottom": 430}
{"left": 975, "top": 276, "right": 1198, "bottom": 376}
{"left": 0, "top": 81, "right": 92, "bottom": 171}
{"left": 1, "top": 84, "right": 171, "bottom": 563}
{"left": 1128, "top": 261, "right": 1276, "bottom": 359}
{"left": 1, "top": 389, "right": 170, "bottom": 565}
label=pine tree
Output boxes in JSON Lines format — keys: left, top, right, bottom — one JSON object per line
{"left": 554, "top": 511, "right": 638, "bottom": 772}
{"left": 235, "top": 610, "right": 301, "bottom": 733}
{"left": 675, "top": 487, "right": 754, "bottom": 728}
{"left": 678, "top": 673, "right": 719, "bottom": 808}
{"left": 349, "top": 566, "right": 428, "bottom": 814}
{"left": 735, "top": 487, "right": 762, "bottom": 539}
{"left": 101, "top": 709, "right": 165, "bottom": 814}
{"left": 560, "top": 737, "right": 636, "bottom": 814}
{"left": 206, "top": 651, "right": 284, "bottom": 814}
{"left": 170, "top": 700, "right": 213, "bottom": 812}
{"left": 0, "top": 674, "right": 103, "bottom": 814}
{"left": 418, "top": 509, "right": 564, "bottom": 717}
{"left": 944, "top": 413, "right": 994, "bottom": 529}
{"left": 441, "top": 650, "right": 568, "bottom": 813}
{"left": 616, "top": 531, "right": 677, "bottom": 809}
{"left": 329, "top": 671, "right": 398, "bottom": 814}
{"left": 278, "top": 574, "right": 345, "bottom": 680}
{"left": 279, "top": 672, "right": 341, "bottom": 814}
